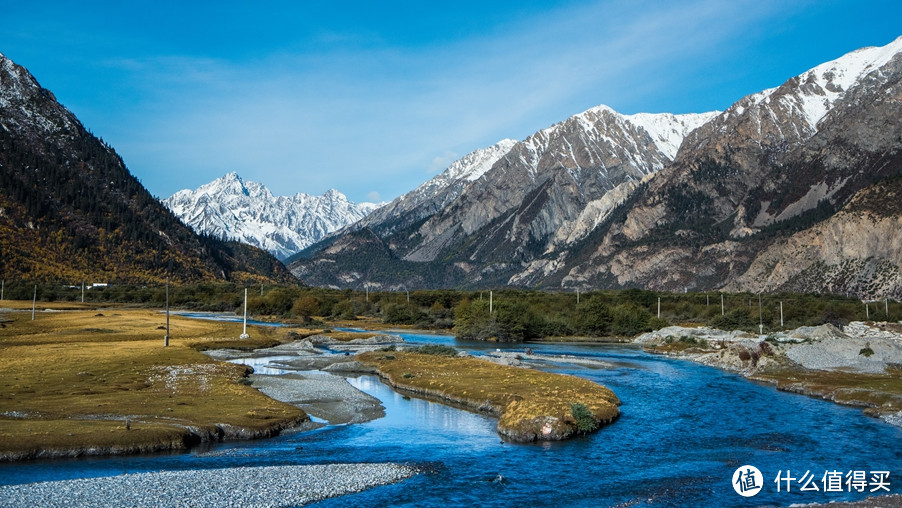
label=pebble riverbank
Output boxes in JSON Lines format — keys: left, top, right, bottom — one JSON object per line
{"left": 634, "top": 321, "right": 902, "bottom": 427}
{"left": 0, "top": 463, "right": 418, "bottom": 508}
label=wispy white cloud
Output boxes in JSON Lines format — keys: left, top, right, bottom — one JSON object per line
{"left": 53, "top": 0, "right": 871, "bottom": 203}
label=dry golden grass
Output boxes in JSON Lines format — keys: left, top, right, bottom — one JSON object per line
{"left": 0, "top": 305, "right": 306, "bottom": 460}
{"left": 357, "top": 351, "right": 620, "bottom": 441}
{"left": 751, "top": 365, "right": 902, "bottom": 413}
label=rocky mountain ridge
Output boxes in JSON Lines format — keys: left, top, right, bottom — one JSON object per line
{"left": 165, "top": 173, "right": 381, "bottom": 260}
{"left": 291, "top": 36, "right": 902, "bottom": 297}
{"left": 542, "top": 36, "right": 902, "bottom": 296}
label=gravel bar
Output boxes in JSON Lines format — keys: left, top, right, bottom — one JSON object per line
{"left": 0, "top": 463, "right": 418, "bottom": 507}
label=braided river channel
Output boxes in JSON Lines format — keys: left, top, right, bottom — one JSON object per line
{"left": 2, "top": 324, "right": 901, "bottom": 507}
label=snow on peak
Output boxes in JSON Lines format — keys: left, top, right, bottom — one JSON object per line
{"left": 444, "top": 139, "right": 518, "bottom": 182}
{"left": 623, "top": 111, "right": 720, "bottom": 159}
{"left": 402, "top": 139, "right": 518, "bottom": 201}
{"left": 164, "top": 174, "right": 377, "bottom": 260}
{"left": 531, "top": 103, "right": 719, "bottom": 164}
{"left": 790, "top": 36, "right": 902, "bottom": 129}
{"left": 354, "top": 139, "right": 518, "bottom": 231}
{"left": 719, "top": 36, "right": 902, "bottom": 134}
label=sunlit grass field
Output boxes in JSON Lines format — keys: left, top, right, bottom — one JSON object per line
{"left": 0, "top": 302, "right": 307, "bottom": 460}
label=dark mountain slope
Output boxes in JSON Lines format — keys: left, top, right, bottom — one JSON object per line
{"left": 0, "top": 51, "right": 294, "bottom": 284}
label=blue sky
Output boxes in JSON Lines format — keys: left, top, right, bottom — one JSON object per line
{"left": 2, "top": 1, "right": 901, "bottom": 203}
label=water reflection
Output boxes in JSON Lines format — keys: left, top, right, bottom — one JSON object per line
{"left": 347, "top": 375, "right": 497, "bottom": 439}
{"left": 228, "top": 355, "right": 296, "bottom": 375}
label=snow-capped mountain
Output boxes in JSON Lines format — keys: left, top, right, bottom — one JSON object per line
{"left": 550, "top": 35, "right": 902, "bottom": 294}
{"left": 165, "top": 173, "right": 381, "bottom": 260}
{"left": 396, "top": 105, "right": 717, "bottom": 263}
{"left": 677, "top": 36, "right": 902, "bottom": 170}
{"left": 291, "top": 35, "right": 902, "bottom": 298}
{"left": 351, "top": 139, "right": 518, "bottom": 237}
{"left": 291, "top": 102, "right": 717, "bottom": 283}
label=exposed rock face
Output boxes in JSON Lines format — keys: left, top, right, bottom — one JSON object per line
{"left": 400, "top": 107, "right": 716, "bottom": 264}
{"left": 291, "top": 106, "right": 716, "bottom": 288}
{"left": 293, "top": 36, "right": 902, "bottom": 297}
{"left": 165, "top": 173, "right": 381, "bottom": 260}
{"left": 353, "top": 139, "right": 518, "bottom": 238}
{"left": 728, "top": 178, "right": 902, "bottom": 298}
{"left": 536, "top": 36, "right": 902, "bottom": 296}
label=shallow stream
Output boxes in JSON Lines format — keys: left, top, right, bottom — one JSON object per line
{"left": 3, "top": 328, "right": 900, "bottom": 506}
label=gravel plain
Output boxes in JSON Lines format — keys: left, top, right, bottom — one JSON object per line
{"left": 635, "top": 321, "right": 902, "bottom": 373}
{"left": 0, "top": 463, "right": 418, "bottom": 508}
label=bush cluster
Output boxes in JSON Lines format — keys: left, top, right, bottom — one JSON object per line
{"left": 11, "top": 282, "right": 888, "bottom": 342}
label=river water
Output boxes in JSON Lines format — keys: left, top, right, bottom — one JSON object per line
{"left": 2, "top": 329, "right": 900, "bottom": 507}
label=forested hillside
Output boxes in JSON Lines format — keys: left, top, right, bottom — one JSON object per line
{"left": 0, "top": 51, "right": 295, "bottom": 284}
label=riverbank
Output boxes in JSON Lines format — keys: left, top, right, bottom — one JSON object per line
{"left": 634, "top": 321, "right": 902, "bottom": 427}
{"left": 206, "top": 335, "right": 397, "bottom": 425}
{"left": 0, "top": 463, "right": 418, "bottom": 507}
{"left": 356, "top": 348, "right": 621, "bottom": 442}
{"left": 210, "top": 334, "right": 623, "bottom": 442}
{"left": 0, "top": 306, "right": 309, "bottom": 461}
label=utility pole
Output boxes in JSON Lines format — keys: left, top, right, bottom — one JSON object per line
{"left": 866, "top": 301, "right": 870, "bottom": 320}
{"left": 0, "top": 279, "right": 4, "bottom": 300}
{"left": 657, "top": 296, "right": 661, "bottom": 319}
{"left": 31, "top": 285, "right": 36, "bottom": 320}
{"left": 706, "top": 294, "right": 709, "bottom": 307}
{"left": 164, "top": 278, "right": 170, "bottom": 347}
{"left": 406, "top": 290, "right": 410, "bottom": 305}
{"left": 758, "top": 293, "right": 763, "bottom": 335}
{"left": 490, "top": 291, "right": 493, "bottom": 313}
{"left": 577, "top": 289, "right": 580, "bottom": 305}
{"left": 721, "top": 294, "right": 724, "bottom": 316}
{"left": 81, "top": 282, "right": 85, "bottom": 303}
{"left": 780, "top": 301, "right": 784, "bottom": 328}
{"left": 886, "top": 299, "right": 890, "bottom": 317}
{"left": 365, "top": 285, "right": 369, "bottom": 302}
{"left": 240, "top": 288, "right": 250, "bottom": 339}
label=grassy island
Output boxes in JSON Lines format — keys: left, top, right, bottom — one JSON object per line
{"left": 0, "top": 304, "right": 307, "bottom": 461}
{"left": 356, "top": 349, "right": 620, "bottom": 442}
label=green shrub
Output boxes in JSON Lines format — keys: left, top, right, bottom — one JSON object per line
{"left": 383, "top": 303, "right": 421, "bottom": 324}
{"left": 709, "top": 308, "right": 757, "bottom": 332}
{"left": 647, "top": 316, "right": 670, "bottom": 331}
{"left": 575, "top": 296, "right": 612, "bottom": 336}
{"left": 570, "top": 402, "right": 597, "bottom": 433}
{"left": 610, "top": 303, "right": 653, "bottom": 336}
{"left": 454, "top": 298, "right": 496, "bottom": 340}
{"left": 411, "top": 344, "right": 459, "bottom": 356}
{"left": 859, "top": 346, "right": 875, "bottom": 357}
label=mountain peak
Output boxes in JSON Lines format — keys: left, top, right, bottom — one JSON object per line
{"left": 323, "top": 188, "right": 348, "bottom": 201}
{"left": 0, "top": 52, "right": 294, "bottom": 284}
{"left": 164, "top": 176, "right": 378, "bottom": 260}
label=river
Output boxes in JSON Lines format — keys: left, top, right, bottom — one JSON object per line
{"left": 2, "top": 328, "right": 900, "bottom": 507}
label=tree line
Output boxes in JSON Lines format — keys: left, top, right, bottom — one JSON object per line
{"left": 4, "top": 281, "right": 894, "bottom": 340}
